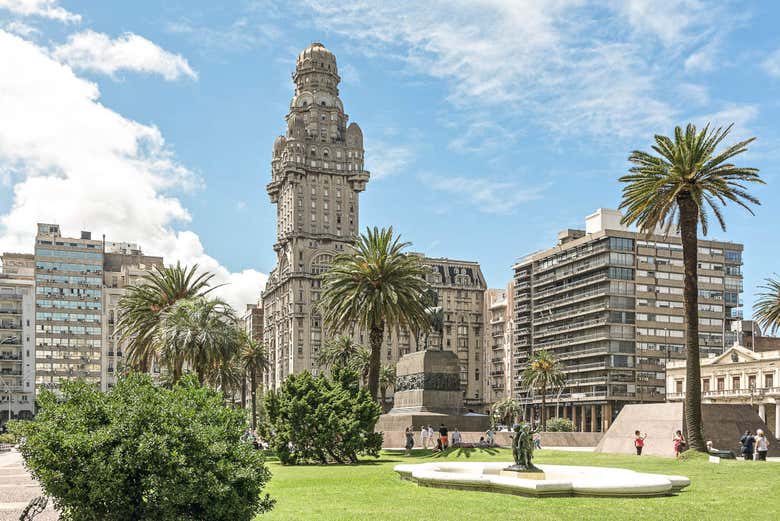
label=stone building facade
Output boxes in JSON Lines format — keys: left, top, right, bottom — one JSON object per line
{"left": 483, "top": 283, "right": 514, "bottom": 408}
{"left": 260, "top": 43, "right": 488, "bottom": 409}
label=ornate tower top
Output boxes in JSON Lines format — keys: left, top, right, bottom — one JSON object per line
{"left": 293, "top": 42, "right": 340, "bottom": 96}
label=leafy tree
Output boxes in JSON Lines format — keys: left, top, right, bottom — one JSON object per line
{"left": 755, "top": 277, "right": 780, "bottom": 335}
{"left": 11, "top": 374, "right": 274, "bottom": 521}
{"left": 350, "top": 347, "right": 371, "bottom": 387}
{"left": 262, "top": 368, "right": 382, "bottom": 464}
{"left": 545, "top": 418, "right": 574, "bottom": 432}
{"left": 619, "top": 123, "right": 762, "bottom": 451}
{"left": 379, "top": 364, "right": 397, "bottom": 412}
{"left": 522, "top": 350, "right": 565, "bottom": 431}
{"left": 116, "top": 263, "right": 216, "bottom": 372}
{"left": 319, "top": 227, "right": 430, "bottom": 399}
{"left": 490, "top": 397, "right": 522, "bottom": 427}
{"left": 240, "top": 334, "right": 270, "bottom": 431}
{"left": 316, "top": 335, "right": 364, "bottom": 369}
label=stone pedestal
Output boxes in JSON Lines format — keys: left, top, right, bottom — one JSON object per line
{"left": 499, "top": 469, "right": 546, "bottom": 480}
{"left": 376, "top": 350, "right": 490, "bottom": 437}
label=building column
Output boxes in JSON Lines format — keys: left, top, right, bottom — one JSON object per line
{"left": 775, "top": 404, "right": 780, "bottom": 438}
{"left": 603, "top": 403, "right": 612, "bottom": 432}
{"left": 590, "top": 405, "right": 597, "bottom": 432}
{"left": 572, "top": 404, "right": 578, "bottom": 431}
{"left": 580, "top": 405, "right": 587, "bottom": 432}
{"left": 759, "top": 403, "right": 766, "bottom": 422}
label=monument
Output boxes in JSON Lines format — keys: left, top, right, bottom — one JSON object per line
{"left": 500, "top": 423, "right": 545, "bottom": 480}
{"left": 375, "top": 350, "right": 490, "bottom": 435}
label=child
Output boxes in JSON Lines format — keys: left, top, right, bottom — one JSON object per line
{"left": 673, "top": 430, "right": 686, "bottom": 458}
{"left": 634, "top": 430, "right": 647, "bottom": 456}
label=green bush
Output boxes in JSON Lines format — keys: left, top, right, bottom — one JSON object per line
{"left": 545, "top": 418, "right": 574, "bottom": 432}
{"left": 263, "top": 367, "right": 383, "bottom": 464}
{"left": 0, "top": 432, "right": 15, "bottom": 444}
{"left": 12, "top": 374, "right": 274, "bottom": 521}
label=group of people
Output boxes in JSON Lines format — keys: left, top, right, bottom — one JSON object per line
{"left": 403, "top": 424, "right": 498, "bottom": 455}
{"left": 241, "top": 429, "right": 269, "bottom": 450}
{"left": 740, "top": 429, "right": 771, "bottom": 461}
{"left": 633, "top": 429, "right": 687, "bottom": 457}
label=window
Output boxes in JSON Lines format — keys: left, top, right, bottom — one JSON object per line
{"left": 732, "top": 376, "right": 740, "bottom": 390}
{"left": 609, "top": 267, "right": 634, "bottom": 280}
{"left": 609, "top": 237, "right": 634, "bottom": 251}
{"left": 748, "top": 375, "right": 756, "bottom": 389}
{"left": 717, "top": 378, "right": 725, "bottom": 391}
{"left": 675, "top": 380, "right": 683, "bottom": 394}
{"left": 765, "top": 374, "right": 774, "bottom": 389}
{"left": 702, "top": 379, "right": 710, "bottom": 392}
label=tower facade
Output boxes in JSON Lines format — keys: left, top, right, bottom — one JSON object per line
{"left": 262, "top": 43, "right": 369, "bottom": 388}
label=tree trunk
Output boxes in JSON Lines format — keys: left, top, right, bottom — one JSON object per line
{"left": 678, "top": 193, "right": 705, "bottom": 452}
{"left": 241, "top": 373, "right": 247, "bottom": 409}
{"left": 368, "top": 323, "right": 384, "bottom": 400}
{"left": 380, "top": 387, "right": 387, "bottom": 412}
{"left": 250, "top": 368, "right": 258, "bottom": 431}
{"left": 540, "top": 383, "right": 547, "bottom": 431}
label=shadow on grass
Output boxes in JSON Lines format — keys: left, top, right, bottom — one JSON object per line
{"left": 425, "top": 447, "right": 501, "bottom": 459}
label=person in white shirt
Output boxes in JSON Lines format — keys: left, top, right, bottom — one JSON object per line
{"left": 755, "top": 429, "right": 770, "bottom": 461}
{"left": 420, "top": 425, "right": 430, "bottom": 449}
{"left": 451, "top": 428, "right": 462, "bottom": 447}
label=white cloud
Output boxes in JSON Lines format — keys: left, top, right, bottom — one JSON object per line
{"left": 762, "top": 48, "right": 780, "bottom": 78}
{"left": 52, "top": 30, "right": 197, "bottom": 81}
{"left": 618, "top": 0, "right": 707, "bottom": 46}
{"left": 364, "top": 141, "right": 413, "bottom": 180}
{"left": 418, "top": 172, "right": 546, "bottom": 214}
{"left": 0, "top": 0, "right": 79, "bottom": 22}
{"left": 339, "top": 63, "right": 360, "bottom": 85}
{"left": 0, "top": 30, "right": 264, "bottom": 309}
{"left": 684, "top": 45, "right": 716, "bottom": 73}
{"left": 3, "top": 20, "right": 39, "bottom": 36}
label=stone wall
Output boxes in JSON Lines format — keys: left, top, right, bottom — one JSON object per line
{"left": 381, "top": 430, "right": 602, "bottom": 449}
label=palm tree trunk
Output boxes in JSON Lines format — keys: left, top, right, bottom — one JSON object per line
{"left": 250, "top": 368, "right": 257, "bottom": 431}
{"left": 678, "top": 194, "right": 705, "bottom": 452}
{"left": 368, "top": 323, "right": 384, "bottom": 400}
{"left": 241, "top": 373, "right": 247, "bottom": 409}
{"left": 540, "top": 383, "right": 547, "bottom": 431}
{"left": 380, "top": 387, "right": 387, "bottom": 412}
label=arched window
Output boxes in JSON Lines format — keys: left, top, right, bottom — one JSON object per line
{"left": 311, "top": 253, "right": 334, "bottom": 275}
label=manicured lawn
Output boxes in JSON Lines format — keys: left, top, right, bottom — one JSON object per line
{"left": 258, "top": 448, "right": 780, "bottom": 520}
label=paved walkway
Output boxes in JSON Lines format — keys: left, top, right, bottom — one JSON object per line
{"left": 0, "top": 449, "right": 58, "bottom": 521}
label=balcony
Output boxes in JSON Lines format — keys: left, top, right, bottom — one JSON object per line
{"left": 535, "top": 300, "right": 607, "bottom": 326}
{"left": 670, "top": 387, "right": 780, "bottom": 401}
{"left": 534, "top": 317, "right": 607, "bottom": 339}
{"left": 534, "top": 244, "right": 609, "bottom": 276}
{"left": 535, "top": 331, "right": 610, "bottom": 350}
{"left": 535, "top": 287, "right": 608, "bottom": 313}
{"left": 533, "top": 271, "right": 608, "bottom": 300}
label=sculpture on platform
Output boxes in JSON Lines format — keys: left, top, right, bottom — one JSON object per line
{"left": 508, "top": 423, "right": 542, "bottom": 473}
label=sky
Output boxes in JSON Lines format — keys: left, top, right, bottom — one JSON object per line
{"left": 0, "top": 0, "right": 778, "bottom": 314}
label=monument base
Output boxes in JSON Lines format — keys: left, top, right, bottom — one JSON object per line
{"left": 500, "top": 469, "right": 546, "bottom": 480}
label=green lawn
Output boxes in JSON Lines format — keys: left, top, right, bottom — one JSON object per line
{"left": 258, "top": 448, "right": 780, "bottom": 521}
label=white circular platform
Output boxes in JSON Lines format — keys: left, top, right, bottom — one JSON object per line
{"left": 394, "top": 462, "right": 690, "bottom": 497}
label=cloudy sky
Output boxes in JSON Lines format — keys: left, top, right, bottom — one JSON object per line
{"left": 0, "top": 0, "right": 778, "bottom": 313}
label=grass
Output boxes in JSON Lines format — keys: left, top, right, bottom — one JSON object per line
{"left": 258, "top": 448, "right": 780, "bottom": 521}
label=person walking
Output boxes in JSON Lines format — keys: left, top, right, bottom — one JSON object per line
{"left": 427, "top": 425, "right": 435, "bottom": 446}
{"left": 673, "top": 430, "right": 686, "bottom": 458}
{"left": 486, "top": 427, "right": 495, "bottom": 447}
{"left": 754, "top": 429, "right": 770, "bottom": 461}
{"left": 439, "top": 424, "right": 449, "bottom": 449}
{"left": 420, "top": 425, "right": 430, "bottom": 449}
{"left": 634, "top": 430, "right": 647, "bottom": 456}
{"left": 404, "top": 427, "right": 415, "bottom": 456}
{"left": 740, "top": 430, "right": 755, "bottom": 461}
{"left": 533, "top": 432, "right": 542, "bottom": 450}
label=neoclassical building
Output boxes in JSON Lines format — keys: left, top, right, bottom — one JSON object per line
{"left": 260, "top": 43, "right": 488, "bottom": 408}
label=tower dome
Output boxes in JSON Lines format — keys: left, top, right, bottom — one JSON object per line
{"left": 293, "top": 42, "right": 340, "bottom": 96}
{"left": 296, "top": 42, "right": 338, "bottom": 74}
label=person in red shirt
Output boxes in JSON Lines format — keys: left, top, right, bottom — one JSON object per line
{"left": 634, "top": 430, "right": 647, "bottom": 455}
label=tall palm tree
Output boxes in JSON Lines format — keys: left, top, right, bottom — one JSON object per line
{"left": 379, "top": 364, "right": 397, "bottom": 412}
{"left": 522, "top": 350, "right": 564, "bottom": 431}
{"left": 755, "top": 277, "right": 780, "bottom": 336}
{"left": 491, "top": 397, "right": 522, "bottom": 427}
{"left": 240, "top": 335, "right": 270, "bottom": 431}
{"left": 619, "top": 123, "right": 763, "bottom": 451}
{"left": 350, "top": 347, "right": 371, "bottom": 387}
{"left": 318, "top": 227, "right": 431, "bottom": 399}
{"left": 116, "top": 263, "right": 216, "bottom": 372}
{"left": 155, "top": 297, "right": 236, "bottom": 383}
{"left": 316, "top": 335, "right": 364, "bottom": 369}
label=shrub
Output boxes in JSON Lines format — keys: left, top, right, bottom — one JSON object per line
{"left": 263, "top": 367, "right": 383, "bottom": 464}
{"left": 545, "top": 418, "right": 574, "bottom": 432}
{"left": 0, "top": 432, "right": 16, "bottom": 444}
{"left": 12, "top": 374, "right": 274, "bottom": 521}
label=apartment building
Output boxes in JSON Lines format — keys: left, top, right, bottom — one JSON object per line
{"left": 0, "top": 253, "right": 36, "bottom": 424}
{"left": 34, "top": 224, "right": 162, "bottom": 393}
{"left": 484, "top": 283, "right": 514, "bottom": 408}
{"left": 512, "top": 208, "right": 743, "bottom": 432}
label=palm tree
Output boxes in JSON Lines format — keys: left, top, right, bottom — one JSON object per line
{"left": 116, "top": 262, "right": 216, "bottom": 372}
{"left": 755, "top": 277, "right": 780, "bottom": 336}
{"left": 155, "top": 297, "right": 236, "bottom": 383}
{"left": 240, "top": 335, "right": 270, "bottom": 431}
{"left": 379, "top": 364, "right": 397, "bottom": 412}
{"left": 350, "top": 347, "right": 371, "bottom": 387}
{"left": 318, "top": 227, "right": 431, "bottom": 399}
{"left": 316, "top": 335, "right": 364, "bottom": 369}
{"left": 522, "top": 350, "right": 565, "bottom": 431}
{"left": 619, "top": 123, "right": 763, "bottom": 451}
{"left": 491, "top": 397, "right": 522, "bottom": 427}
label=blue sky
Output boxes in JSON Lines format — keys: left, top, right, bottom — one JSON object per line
{"left": 0, "top": 0, "right": 778, "bottom": 312}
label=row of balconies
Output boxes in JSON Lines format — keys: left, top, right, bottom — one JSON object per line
{"left": 534, "top": 300, "right": 607, "bottom": 327}
{"left": 533, "top": 243, "right": 610, "bottom": 276}
{"left": 534, "top": 317, "right": 608, "bottom": 339}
